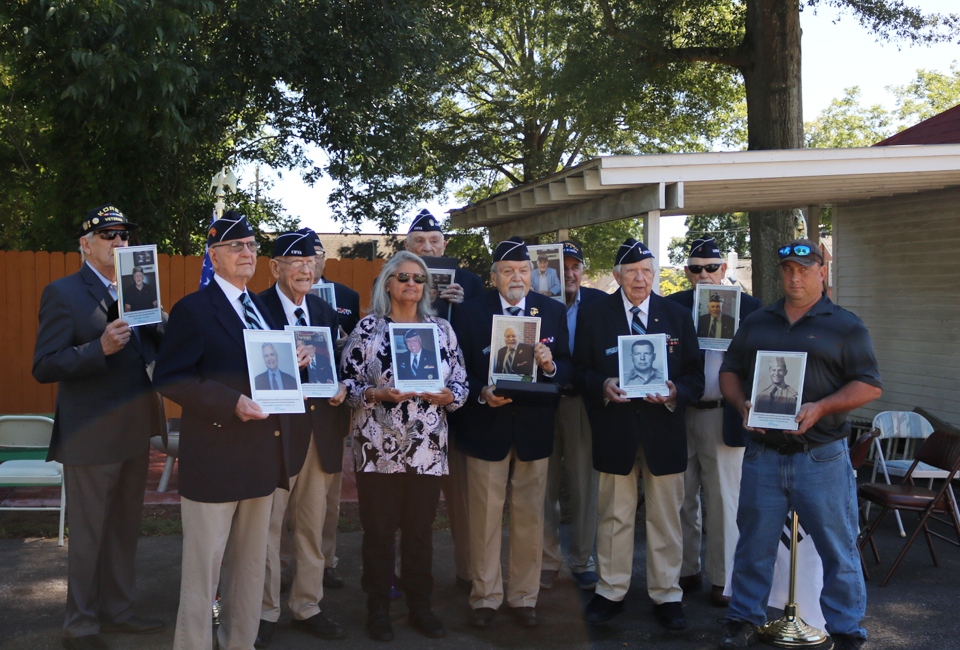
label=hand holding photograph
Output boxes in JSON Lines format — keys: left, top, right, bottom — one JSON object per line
{"left": 747, "top": 350, "right": 807, "bottom": 430}
{"left": 618, "top": 334, "right": 670, "bottom": 398}
{"left": 285, "top": 326, "right": 339, "bottom": 398}
{"left": 244, "top": 329, "right": 305, "bottom": 413}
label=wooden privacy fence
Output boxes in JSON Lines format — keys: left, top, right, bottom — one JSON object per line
{"left": 0, "top": 250, "right": 384, "bottom": 416}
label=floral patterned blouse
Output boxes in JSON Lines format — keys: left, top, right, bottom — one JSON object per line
{"left": 340, "top": 315, "right": 468, "bottom": 475}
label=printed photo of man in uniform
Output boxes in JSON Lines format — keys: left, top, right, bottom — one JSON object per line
{"left": 494, "top": 326, "right": 535, "bottom": 376}
{"left": 753, "top": 356, "right": 799, "bottom": 415}
{"left": 623, "top": 339, "right": 664, "bottom": 386}
{"left": 395, "top": 329, "right": 439, "bottom": 381}
{"left": 697, "top": 291, "right": 735, "bottom": 339}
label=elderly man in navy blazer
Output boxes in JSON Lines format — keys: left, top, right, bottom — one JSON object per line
{"left": 665, "top": 238, "right": 762, "bottom": 608}
{"left": 33, "top": 204, "right": 166, "bottom": 650}
{"left": 154, "top": 212, "right": 293, "bottom": 650}
{"left": 451, "top": 237, "right": 571, "bottom": 629}
{"left": 254, "top": 231, "right": 350, "bottom": 647}
{"left": 574, "top": 238, "right": 703, "bottom": 630}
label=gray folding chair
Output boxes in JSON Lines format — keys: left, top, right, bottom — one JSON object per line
{"left": 0, "top": 415, "right": 65, "bottom": 545}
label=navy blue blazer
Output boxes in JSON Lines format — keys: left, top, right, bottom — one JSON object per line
{"left": 153, "top": 279, "right": 292, "bottom": 503}
{"left": 451, "top": 289, "right": 572, "bottom": 462}
{"left": 574, "top": 289, "right": 704, "bottom": 476}
{"left": 321, "top": 276, "right": 361, "bottom": 335}
{"left": 666, "top": 287, "right": 763, "bottom": 447}
{"left": 259, "top": 286, "right": 349, "bottom": 475}
{"left": 560, "top": 286, "right": 607, "bottom": 395}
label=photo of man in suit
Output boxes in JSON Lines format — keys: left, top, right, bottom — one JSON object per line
{"left": 753, "top": 356, "right": 799, "bottom": 415}
{"left": 531, "top": 254, "right": 561, "bottom": 297}
{"left": 254, "top": 343, "right": 299, "bottom": 391}
{"left": 697, "top": 291, "right": 736, "bottom": 339}
{"left": 122, "top": 265, "right": 158, "bottom": 313}
{"left": 623, "top": 339, "right": 664, "bottom": 386}
{"left": 395, "top": 329, "right": 439, "bottom": 381}
{"left": 493, "top": 326, "right": 535, "bottom": 376}
{"left": 301, "top": 333, "right": 335, "bottom": 385}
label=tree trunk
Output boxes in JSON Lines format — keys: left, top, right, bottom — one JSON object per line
{"left": 742, "top": 0, "right": 803, "bottom": 304}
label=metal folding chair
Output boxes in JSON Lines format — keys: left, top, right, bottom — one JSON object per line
{"left": 0, "top": 415, "right": 65, "bottom": 545}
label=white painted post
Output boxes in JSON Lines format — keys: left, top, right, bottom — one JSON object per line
{"left": 644, "top": 210, "right": 662, "bottom": 294}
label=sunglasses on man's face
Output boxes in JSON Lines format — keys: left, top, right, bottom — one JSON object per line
{"left": 96, "top": 231, "right": 131, "bottom": 241}
{"left": 388, "top": 272, "right": 427, "bottom": 284}
{"left": 687, "top": 263, "right": 721, "bottom": 274}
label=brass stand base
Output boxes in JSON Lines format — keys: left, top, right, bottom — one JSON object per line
{"left": 758, "top": 604, "right": 828, "bottom": 648}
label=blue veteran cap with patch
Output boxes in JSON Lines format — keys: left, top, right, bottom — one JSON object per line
{"left": 615, "top": 238, "right": 654, "bottom": 266}
{"left": 297, "top": 227, "right": 325, "bottom": 254}
{"left": 207, "top": 210, "right": 255, "bottom": 245}
{"left": 408, "top": 209, "right": 443, "bottom": 234}
{"left": 493, "top": 236, "right": 530, "bottom": 262}
{"left": 273, "top": 231, "right": 316, "bottom": 258}
{"left": 560, "top": 240, "right": 584, "bottom": 264}
{"left": 79, "top": 203, "right": 139, "bottom": 237}
{"left": 689, "top": 237, "right": 722, "bottom": 259}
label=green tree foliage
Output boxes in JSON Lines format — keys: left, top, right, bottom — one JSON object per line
{"left": 804, "top": 88, "right": 894, "bottom": 148}
{"left": 659, "top": 267, "right": 692, "bottom": 296}
{"left": 668, "top": 213, "right": 750, "bottom": 265}
{"left": 890, "top": 61, "right": 960, "bottom": 123}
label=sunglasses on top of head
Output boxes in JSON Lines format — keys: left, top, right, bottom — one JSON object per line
{"left": 388, "top": 272, "right": 427, "bottom": 284}
{"left": 687, "top": 263, "right": 721, "bottom": 274}
{"left": 778, "top": 244, "right": 820, "bottom": 259}
{"left": 96, "top": 231, "right": 131, "bottom": 241}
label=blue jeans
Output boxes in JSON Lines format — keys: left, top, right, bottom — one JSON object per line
{"left": 727, "top": 437, "right": 866, "bottom": 639}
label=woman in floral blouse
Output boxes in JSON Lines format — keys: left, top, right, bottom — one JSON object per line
{"left": 340, "top": 250, "right": 468, "bottom": 641}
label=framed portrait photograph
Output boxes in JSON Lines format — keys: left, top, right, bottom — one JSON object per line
{"left": 310, "top": 282, "right": 338, "bottom": 311}
{"left": 114, "top": 245, "right": 162, "bottom": 326}
{"left": 285, "top": 326, "right": 339, "bottom": 398}
{"left": 747, "top": 351, "right": 807, "bottom": 431}
{"left": 693, "top": 284, "right": 741, "bottom": 351}
{"left": 428, "top": 268, "right": 456, "bottom": 321}
{"left": 489, "top": 314, "right": 541, "bottom": 384}
{"left": 527, "top": 243, "right": 564, "bottom": 303}
{"left": 243, "top": 329, "right": 305, "bottom": 414}
{"left": 389, "top": 323, "right": 445, "bottom": 393}
{"left": 618, "top": 334, "right": 670, "bottom": 398}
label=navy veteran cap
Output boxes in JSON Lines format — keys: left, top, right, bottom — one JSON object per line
{"left": 298, "top": 227, "right": 325, "bottom": 253}
{"left": 493, "top": 236, "right": 530, "bottom": 262}
{"left": 408, "top": 209, "right": 443, "bottom": 234}
{"left": 561, "top": 240, "right": 584, "bottom": 264}
{"left": 207, "top": 210, "right": 255, "bottom": 245}
{"left": 615, "top": 238, "right": 654, "bottom": 266}
{"left": 709, "top": 293, "right": 724, "bottom": 303}
{"left": 689, "top": 237, "right": 722, "bottom": 260}
{"left": 273, "top": 231, "right": 316, "bottom": 258}
{"left": 778, "top": 238, "right": 823, "bottom": 267}
{"left": 79, "top": 203, "right": 139, "bottom": 237}
{"left": 133, "top": 266, "right": 144, "bottom": 274}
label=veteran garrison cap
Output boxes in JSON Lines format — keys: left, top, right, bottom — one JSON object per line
{"left": 408, "top": 209, "right": 443, "bottom": 234}
{"left": 560, "top": 240, "right": 584, "bottom": 264}
{"left": 493, "top": 236, "right": 530, "bottom": 262}
{"left": 79, "top": 203, "right": 139, "bottom": 237}
{"left": 273, "top": 231, "right": 316, "bottom": 258}
{"left": 206, "top": 210, "right": 255, "bottom": 245}
{"left": 297, "top": 227, "right": 325, "bottom": 254}
{"left": 709, "top": 292, "right": 724, "bottom": 303}
{"left": 689, "top": 237, "right": 722, "bottom": 260}
{"left": 615, "top": 238, "right": 654, "bottom": 266}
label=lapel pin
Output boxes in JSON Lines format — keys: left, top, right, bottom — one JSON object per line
{"left": 530, "top": 308, "right": 539, "bottom": 315}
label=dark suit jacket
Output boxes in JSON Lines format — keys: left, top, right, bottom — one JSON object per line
{"left": 697, "top": 312, "right": 736, "bottom": 339}
{"left": 574, "top": 290, "right": 704, "bottom": 476}
{"left": 259, "top": 286, "right": 349, "bottom": 475}
{"left": 667, "top": 288, "right": 762, "bottom": 447}
{"left": 153, "top": 279, "right": 292, "bottom": 503}
{"left": 33, "top": 264, "right": 165, "bottom": 465}
{"left": 254, "top": 369, "right": 299, "bottom": 390}
{"left": 561, "top": 287, "right": 607, "bottom": 395}
{"left": 395, "top": 348, "right": 440, "bottom": 381}
{"left": 435, "top": 266, "right": 484, "bottom": 321}
{"left": 451, "top": 290, "right": 571, "bottom": 462}
{"left": 493, "top": 343, "right": 535, "bottom": 375}
{"left": 306, "top": 355, "right": 335, "bottom": 384}
{"left": 321, "top": 276, "right": 361, "bottom": 335}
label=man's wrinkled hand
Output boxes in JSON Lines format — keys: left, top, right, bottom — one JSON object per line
{"left": 235, "top": 395, "right": 269, "bottom": 421}
{"left": 101, "top": 319, "right": 132, "bottom": 356}
{"left": 481, "top": 384, "right": 512, "bottom": 408}
{"left": 604, "top": 377, "right": 629, "bottom": 403}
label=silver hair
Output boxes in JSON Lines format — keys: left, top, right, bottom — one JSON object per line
{"left": 369, "top": 250, "right": 435, "bottom": 319}
{"left": 79, "top": 232, "right": 95, "bottom": 261}
{"left": 490, "top": 260, "right": 535, "bottom": 273}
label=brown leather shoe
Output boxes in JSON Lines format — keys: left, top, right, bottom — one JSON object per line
{"left": 510, "top": 606, "right": 538, "bottom": 627}
{"left": 678, "top": 572, "right": 702, "bottom": 592}
{"left": 712, "top": 585, "right": 732, "bottom": 607}
{"left": 470, "top": 607, "right": 496, "bottom": 628}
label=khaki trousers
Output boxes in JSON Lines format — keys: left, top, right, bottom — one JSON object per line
{"left": 543, "top": 395, "right": 598, "bottom": 573}
{"left": 441, "top": 444, "right": 471, "bottom": 581}
{"left": 680, "top": 406, "right": 744, "bottom": 586}
{"left": 596, "top": 446, "right": 684, "bottom": 605}
{"left": 322, "top": 439, "right": 346, "bottom": 569}
{"left": 467, "top": 449, "right": 548, "bottom": 609}
{"left": 262, "top": 436, "right": 338, "bottom": 622}
{"left": 175, "top": 494, "right": 272, "bottom": 650}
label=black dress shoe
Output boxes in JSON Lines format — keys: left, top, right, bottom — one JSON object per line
{"left": 291, "top": 612, "right": 346, "bottom": 640}
{"left": 719, "top": 619, "right": 759, "bottom": 649}
{"left": 323, "top": 567, "right": 345, "bottom": 589}
{"left": 62, "top": 635, "right": 108, "bottom": 650}
{"left": 510, "top": 606, "right": 538, "bottom": 627}
{"left": 254, "top": 620, "right": 275, "bottom": 648}
{"left": 409, "top": 609, "right": 446, "bottom": 638}
{"left": 711, "top": 585, "right": 732, "bottom": 607}
{"left": 678, "top": 572, "right": 702, "bottom": 592}
{"left": 652, "top": 602, "right": 688, "bottom": 630}
{"left": 367, "top": 608, "right": 394, "bottom": 642}
{"left": 583, "top": 594, "right": 624, "bottom": 624}
{"left": 470, "top": 607, "right": 496, "bottom": 628}
{"left": 100, "top": 616, "right": 165, "bottom": 635}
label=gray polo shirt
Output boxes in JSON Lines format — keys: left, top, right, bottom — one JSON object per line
{"left": 720, "top": 294, "right": 882, "bottom": 447}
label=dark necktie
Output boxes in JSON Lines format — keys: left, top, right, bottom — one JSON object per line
{"left": 294, "top": 307, "right": 307, "bottom": 326}
{"left": 507, "top": 306, "right": 522, "bottom": 316}
{"left": 240, "top": 293, "right": 263, "bottom": 330}
{"left": 271, "top": 372, "right": 279, "bottom": 390}
{"left": 505, "top": 350, "right": 515, "bottom": 373}
{"left": 712, "top": 318, "right": 720, "bottom": 338}
{"left": 630, "top": 306, "right": 646, "bottom": 335}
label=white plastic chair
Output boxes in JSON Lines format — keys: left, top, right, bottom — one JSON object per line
{"left": 0, "top": 415, "right": 65, "bottom": 545}
{"left": 868, "top": 411, "right": 960, "bottom": 537}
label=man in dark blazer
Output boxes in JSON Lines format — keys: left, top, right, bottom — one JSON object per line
{"left": 153, "top": 213, "right": 293, "bottom": 650}
{"left": 541, "top": 241, "right": 607, "bottom": 592}
{"left": 450, "top": 237, "right": 571, "bottom": 629}
{"left": 395, "top": 329, "right": 440, "bottom": 381}
{"left": 696, "top": 291, "right": 737, "bottom": 339}
{"left": 253, "top": 343, "right": 299, "bottom": 390}
{"left": 304, "top": 342, "right": 335, "bottom": 385}
{"left": 254, "top": 231, "right": 349, "bottom": 646}
{"left": 404, "top": 209, "right": 484, "bottom": 590}
{"left": 301, "top": 229, "right": 361, "bottom": 337}
{"left": 666, "top": 237, "right": 763, "bottom": 608}
{"left": 122, "top": 266, "right": 158, "bottom": 313}
{"left": 33, "top": 204, "right": 165, "bottom": 649}
{"left": 575, "top": 238, "right": 704, "bottom": 631}
{"left": 492, "top": 327, "right": 535, "bottom": 375}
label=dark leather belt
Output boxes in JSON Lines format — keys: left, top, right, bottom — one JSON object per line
{"left": 759, "top": 440, "right": 828, "bottom": 456}
{"left": 693, "top": 399, "right": 722, "bottom": 410}
{"left": 559, "top": 385, "right": 578, "bottom": 397}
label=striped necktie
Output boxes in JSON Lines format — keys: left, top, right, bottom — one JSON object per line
{"left": 240, "top": 293, "right": 263, "bottom": 330}
{"left": 294, "top": 307, "right": 307, "bottom": 327}
{"left": 630, "top": 306, "right": 646, "bottom": 335}
{"left": 507, "top": 306, "right": 522, "bottom": 316}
